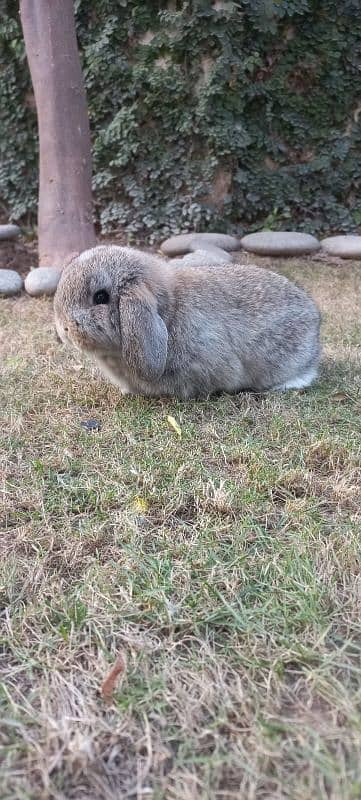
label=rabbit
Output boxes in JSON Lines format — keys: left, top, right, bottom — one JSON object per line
{"left": 54, "top": 245, "right": 321, "bottom": 399}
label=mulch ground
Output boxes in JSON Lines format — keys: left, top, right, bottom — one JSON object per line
{"left": 0, "top": 236, "right": 38, "bottom": 277}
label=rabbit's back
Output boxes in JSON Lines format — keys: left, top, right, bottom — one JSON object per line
{"left": 154, "top": 262, "right": 321, "bottom": 397}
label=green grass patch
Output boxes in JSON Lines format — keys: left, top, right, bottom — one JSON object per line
{"left": 1, "top": 259, "right": 361, "bottom": 799}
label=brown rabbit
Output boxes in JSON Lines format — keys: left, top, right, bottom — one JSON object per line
{"left": 54, "top": 245, "right": 321, "bottom": 399}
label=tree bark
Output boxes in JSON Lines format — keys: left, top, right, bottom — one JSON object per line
{"left": 20, "top": 0, "right": 96, "bottom": 267}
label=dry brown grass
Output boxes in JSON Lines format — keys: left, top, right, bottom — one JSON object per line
{"left": 1, "top": 256, "right": 361, "bottom": 799}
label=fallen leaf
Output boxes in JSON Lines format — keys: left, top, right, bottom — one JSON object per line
{"left": 133, "top": 496, "right": 149, "bottom": 513}
{"left": 167, "top": 415, "right": 182, "bottom": 438}
{"left": 101, "top": 653, "right": 126, "bottom": 702}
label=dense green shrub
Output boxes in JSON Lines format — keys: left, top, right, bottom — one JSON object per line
{"left": 1, "top": 0, "right": 361, "bottom": 240}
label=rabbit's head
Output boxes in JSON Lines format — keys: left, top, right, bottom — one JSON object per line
{"left": 54, "top": 246, "right": 169, "bottom": 382}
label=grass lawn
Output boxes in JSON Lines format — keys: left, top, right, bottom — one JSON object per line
{"left": 1, "top": 255, "right": 361, "bottom": 800}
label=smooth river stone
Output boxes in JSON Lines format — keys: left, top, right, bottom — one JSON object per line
{"left": 0, "top": 269, "right": 23, "bottom": 296}
{"left": 0, "top": 224, "right": 21, "bottom": 240}
{"left": 25, "top": 267, "right": 62, "bottom": 296}
{"left": 321, "top": 235, "right": 361, "bottom": 259}
{"left": 181, "top": 247, "right": 232, "bottom": 266}
{"left": 240, "top": 231, "right": 320, "bottom": 256}
{"left": 161, "top": 232, "right": 240, "bottom": 256}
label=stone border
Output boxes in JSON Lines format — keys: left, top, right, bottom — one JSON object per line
{"left": 1, "top": 230, "right": 361, "bottom": 299}
{"left": 160, "top": 233, "right": 241, "bottom": 256}
{"left": 320, "top": 235, "right": 361, "bottom": 259}
{"left": 0, "top": 269, "right": 24, "bottom": 296}
{"left": 160, "top": 230, "right": 361, "bottom": 265}
{"left": 24, "top": 267, "right": 62, "bottom": 296}
{"left": 240, "top": 231, "right": 320, "bottom": 256}
{"left": 0, "top": 224, "right": 21, "bottom": 241}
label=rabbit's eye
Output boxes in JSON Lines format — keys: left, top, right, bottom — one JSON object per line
{"left": 93, "top": 289, "right": 110, "bottom": 305}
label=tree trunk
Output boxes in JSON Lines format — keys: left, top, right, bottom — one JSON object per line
{"left": 20, "top": 0, "right": 96, "bottom": 267}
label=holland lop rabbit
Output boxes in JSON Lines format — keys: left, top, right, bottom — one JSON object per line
{"left": 54, "top": 245, "right": 321, "bottom": 399}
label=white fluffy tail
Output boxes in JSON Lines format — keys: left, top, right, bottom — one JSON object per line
{"left": 274, "top": 367, "right": 318, "bottom": 391}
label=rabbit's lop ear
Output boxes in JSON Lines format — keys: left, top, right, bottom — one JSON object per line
{"left": 121, "top": 284, "right": 168, "bottom": 382}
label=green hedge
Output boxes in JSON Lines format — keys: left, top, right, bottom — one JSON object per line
{"left": 1, "top": 0, "right": 361, "bottom": 241}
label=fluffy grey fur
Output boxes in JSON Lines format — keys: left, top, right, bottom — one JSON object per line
{"left": 54, "top": 245, "right": 321, "bottom": 399}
